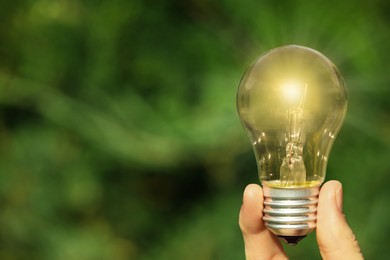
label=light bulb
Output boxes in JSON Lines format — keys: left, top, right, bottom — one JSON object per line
{"left": 237, "top": 45, "right": 347, "bottom": 245}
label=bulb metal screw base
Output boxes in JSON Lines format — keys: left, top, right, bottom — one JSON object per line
{"left": 262, "top": 186, "right": 320, "bottom": 240}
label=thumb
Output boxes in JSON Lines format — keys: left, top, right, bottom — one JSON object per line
{"left": 316, "top": 180, "right": 363, "bottom": 260}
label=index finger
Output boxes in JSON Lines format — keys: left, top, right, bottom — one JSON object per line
{"left": 239, "top": 184, "right": 287, "bottom": 260}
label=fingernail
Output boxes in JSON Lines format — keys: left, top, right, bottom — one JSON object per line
{"left": 242, "top": 185, "right": 250, "bottom": 203}
{"left": 335, "top": 184, "right": 343, "bottom": 212}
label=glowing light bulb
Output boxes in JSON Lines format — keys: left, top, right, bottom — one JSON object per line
{"left": 237, "top": 45, "right": 347, "bottom": 245}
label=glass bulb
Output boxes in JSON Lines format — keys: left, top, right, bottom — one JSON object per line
{"left": 237, "top": 45, "right": 347, "bottom": 245}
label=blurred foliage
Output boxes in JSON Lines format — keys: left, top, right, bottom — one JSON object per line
{"left": 0, "top": 0, "right": 389, "bottom": 259}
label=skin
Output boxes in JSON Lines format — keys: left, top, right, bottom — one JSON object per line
{"left": 239, "top": 180, "right": 364, "bottom": 260}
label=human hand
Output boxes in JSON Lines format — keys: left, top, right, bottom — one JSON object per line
{"left": 239, "top": 180, "right": 363, "bottom": 260}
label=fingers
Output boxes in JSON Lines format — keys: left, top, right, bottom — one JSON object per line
{"left": 239, "top": 184, "right": 287, "bottom": 260}
{"left": 317, "top": 180, "right": 364, "bottom": 260}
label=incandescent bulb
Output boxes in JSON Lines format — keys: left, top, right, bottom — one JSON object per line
{"left": 237, "top": 45, "right": 347, "bottom": 245}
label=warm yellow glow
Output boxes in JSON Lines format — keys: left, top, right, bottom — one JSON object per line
{"left": 262, "top": 179, "right": 323, "bottom": 188}
{"left": 281, "top": 81, "right": 303, "bottom": 103}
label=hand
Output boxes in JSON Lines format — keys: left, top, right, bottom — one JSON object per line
{"left": 239, "top": 180, "right": 363, "bottom": 260}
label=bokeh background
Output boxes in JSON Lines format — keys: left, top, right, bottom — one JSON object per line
{"left": 0, "top": 0, "right": 389, "bottom": 259}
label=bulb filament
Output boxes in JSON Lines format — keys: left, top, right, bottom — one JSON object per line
{"left": 280, "top": 84, "right": 308, "bottom": 186}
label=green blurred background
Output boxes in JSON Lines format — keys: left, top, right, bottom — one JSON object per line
{"left": 0, "top": 0, "right": 389, "bottom": 259}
